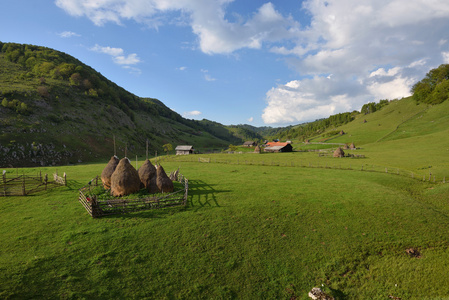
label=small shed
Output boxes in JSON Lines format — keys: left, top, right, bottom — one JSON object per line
{"left": 175, "top": 145, "right": 194, "bottom": 155}
{"left": 264, "top": 142, "right": 293, "bottom": 153}
{"left": 243, "top": 141, "right": 257, "bottom": 147}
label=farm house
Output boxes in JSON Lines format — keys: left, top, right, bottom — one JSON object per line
{"left": 243, "top": 141, "right": 257, "bottom": 147}
{"left": 175, "top": 145, "right": 194, "bottom": 155}
{"left": 264, "top": 142, "right": 293, "bottom": 153}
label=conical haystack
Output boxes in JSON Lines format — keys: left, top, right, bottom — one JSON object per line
{"left": 110, "top": 158, "right": 141, "bottom": 196}
{"left": 254, "top": 145, "right": 261, "bottom": 153}
{"left": 333, "top": 147, "right": 345, "bottom": 158}
{"left": 101, "top": 156, "right": 119, "bottom": 189}
{"left": 156, "top": 164, "right": 174, "bottom": 193}
{"left": 138, "top": 160, "right": 156, "bottom": 187}
{"left": 350, "top": 142, "right": 356, "bottom": 150}
{"left": 343, "top": 144, "right": 350, "bottom": 150}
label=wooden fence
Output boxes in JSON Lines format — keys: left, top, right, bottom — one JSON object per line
{"left": 1, "top": 171, "right": 66, "bottom": 196}
{"left": 79, "top": 174, "right": 189, "bottom": 218}
{"left": 156, "top": 155, "right": 447, "bottom": 184}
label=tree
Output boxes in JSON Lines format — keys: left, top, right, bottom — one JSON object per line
{"left": 163, "top": 143, "right": 173, "bottom": 155}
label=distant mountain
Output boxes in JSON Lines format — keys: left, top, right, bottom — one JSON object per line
{"left": 0, "top": 42, "right": 242, "bottom": 167}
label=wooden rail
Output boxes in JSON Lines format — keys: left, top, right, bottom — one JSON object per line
{"left": 79, "top": 174, "right": 189, "bottom": 218}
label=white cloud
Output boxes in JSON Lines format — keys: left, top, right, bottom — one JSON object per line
{"left": 443, "top": 52, "right": 449, "bottom": 64}
{"left": 55, "top": 0, "right": 301, "bottom": 54}
{"left": 58, "top": 31, "right": 80, "bottom": 38}
{"left": 262, "top": 0, "right": 449, "bottom": 124}
{"left": 247, "top": 117, "right": 254, "bottom": 122}
{"left": 201, "top": 69, "right": 216, "bottom": 81}
{"left": 90, "top": 44, "right": 141, "bottom": 73}
{"left": 183, "top": 110, "right": 202, "bottom": 118}
{"left": 91, "top": 44, "right": 124, "bottom": 57}
{"left": 113, "top": 53, "right": 141, "bottom": 65}
{"left": 177, "top": 66, "right": 187, "bottom": 71}
{"left": 56, "top": 0, "right": 449, "bottom": 124}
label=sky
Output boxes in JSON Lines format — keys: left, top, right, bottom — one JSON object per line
{"left": 1, "top": 0, "right": 449, "bottom": 127}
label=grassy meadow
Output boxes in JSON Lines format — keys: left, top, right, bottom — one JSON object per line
{"left": 2, "top": 97, "right": 449, "bottom": 299}
{"left": 1, "top": 152, "right": 449, "bottom": 299}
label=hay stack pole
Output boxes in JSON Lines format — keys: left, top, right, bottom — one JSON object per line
{"left": 110, "top": 158, "right": 141, "bottom": 197}
{"left": 101, "top": 156, "right": 119, "bottom": 189}
{"left": 156, "top": 164, "right": 174, "bottom": 193}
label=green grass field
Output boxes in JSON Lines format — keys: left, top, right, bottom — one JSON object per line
{"left": 1, "top": 156, "right": 449, "bottom": 299}
{"left": 2, "top": 97, "right": 449, "bottom": 299}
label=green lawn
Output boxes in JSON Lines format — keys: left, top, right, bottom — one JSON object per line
{"left": 1, "top": 159, "right": 449, "bottom": 299}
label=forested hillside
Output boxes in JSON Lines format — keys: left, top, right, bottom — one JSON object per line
{"left": 0, "top": 42, "right": 242, "bottom": 167}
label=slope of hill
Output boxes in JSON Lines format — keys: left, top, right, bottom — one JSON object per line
{"left": 0, "top": 42, "right": 242, "bottom": 167}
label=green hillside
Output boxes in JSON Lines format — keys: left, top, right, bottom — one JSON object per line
{"left": 0, "top": 42, "right": 242, "bottom": 167}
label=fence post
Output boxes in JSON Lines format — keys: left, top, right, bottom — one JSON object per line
{"left": 44, "top": 174, "right": 48, "bottom": 190}
{"left": 64, "top": 173, "right": 67, "bottom": 186}
{"left": 443, "top": 177, "right": 446, "bottom": 183}
{"left": 22, "top": 176, "right": 26, "bottom": 196}
{"left": 385, "top": 168, "right": 388, "bottom": 173}
{"left": 3, "top": 172, "right": 6, "bottom": 196}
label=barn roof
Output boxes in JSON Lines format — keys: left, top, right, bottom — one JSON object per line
{"left": 265, "top": 142, "right": 289, "bottom": 147}
{"left": 175, "top": 145, "right": 193, "bottom": 151}
{"left": 264, "top": 146, "right": 285, "bottom": 151}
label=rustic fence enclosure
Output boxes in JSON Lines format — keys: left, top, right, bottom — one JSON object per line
{"left": 79, "top": 174, "right": 189, "bottom": 218}
{"left": 1, "top": 170, "right": 67, "bottom": 196}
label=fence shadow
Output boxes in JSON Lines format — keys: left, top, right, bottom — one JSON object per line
{"left": 187, "top": 180, "right": 229, "bottom": 210}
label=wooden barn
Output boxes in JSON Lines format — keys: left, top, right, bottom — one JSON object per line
{"left": 264, "top": 142, "right": 293, "bottom": 153}
{"left": 175, "top": 145, "right": 194, "bottom": 155}
{"left": 243, "top": 141, "right": 257, "bottom": 147}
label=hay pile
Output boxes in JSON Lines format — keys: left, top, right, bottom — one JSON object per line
{"left": 169, "top": 167, "right": 179, "bottom": 181}
{"left": 350, "top": 142, "right": 356, "bottom": 150}
{"left": 110, "top": 158, "right": 141, "bottom": 196}
{"left": 156, "top": 164, "right": 174, "bottom": 193}
{"left": 138, "top": 159, "right": 159, "bottom": 194}
{"left": 333, "top": 147, "right": 345, "bottom": 158}
{"left": 101, "top": 156, "right": 119, "bottom": 189}
{"left": 254, "top": 145, "right": 261, "bottom": 153}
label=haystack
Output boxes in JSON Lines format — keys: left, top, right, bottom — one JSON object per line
{"left": 101, "top": 156, "right": 119, "bottom": 189}
{"left": 254, "top": 145, "right": 261, "bottom": 153}
{"left": 110, "top": 158, "right": 141, "bottom": 196}
{"left": 350, "top": 142, "right": 356, "bottom": 150}
{"left": 169, "top": 167, "right": 180, "bottom": 181}
{"left": 343, "top": 144, "right": 350, "bottom": 150}
{"left": 138, "top": 159, "right": 159, "bottom": 193}
{"left": 156, "top": 164, "right": 174, "bottom": 193}
{"left": 333, "top": 147, "right": 345, "bottom": 158}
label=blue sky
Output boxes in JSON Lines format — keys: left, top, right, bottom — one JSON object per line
{"left": 1, "top": 0, "right": 449, "bottom": 127}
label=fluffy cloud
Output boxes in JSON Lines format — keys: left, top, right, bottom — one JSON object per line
{"left": 56, "top": 0, "right": 449, "bottom": 124}
{"left": 263, "top": 0, "right": 449, "bottom": 124}
{"left": 183, "top": 110, "right": 202, "bottom": 118}
{"left": 55, "top": 0, "right": 300, "bottom": 54}
{"left": 58, "top": 31, "right": 80, "bottom": 38}
{"left": 90, "top": 44, "right": 141, "bottom": 73}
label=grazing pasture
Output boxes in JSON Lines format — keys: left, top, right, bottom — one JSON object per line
{"left": 1, "top": 157, "right": 449, "bottom": 299}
